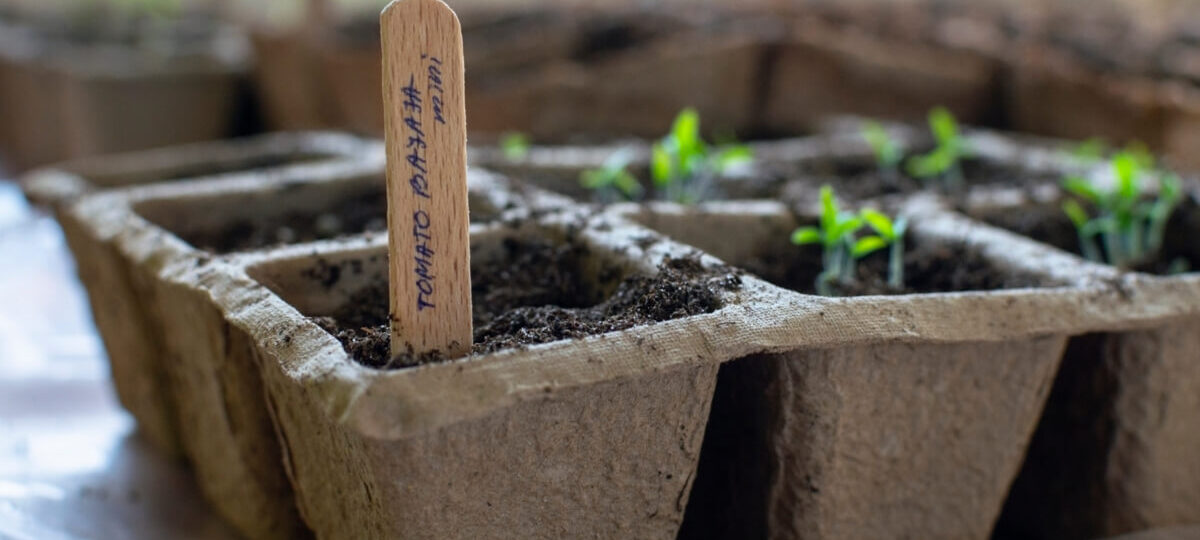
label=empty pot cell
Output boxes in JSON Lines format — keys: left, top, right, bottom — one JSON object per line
{"left": 22, "top": 132, "right": 365, "bottom": 207}
{"left": 623, "top": 202, "right": 1092, "bottom": 539}
{"left": 250, "top": 221, "right": 740, "bottom": 369}
{"left": 970, "top": 192, "right": 1200, "bottom": 275}
{"left": 133, "top": 174, "right": 502, "bottom": 254}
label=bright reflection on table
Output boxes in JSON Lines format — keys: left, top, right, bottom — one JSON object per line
{"left": 0, "top": 181, "right": 237, "bottom": 540}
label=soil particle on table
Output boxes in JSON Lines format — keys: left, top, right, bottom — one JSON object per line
{"left": 744, "top": 235, "right": 1043, "bottom": 296}
{"left": 312, "top": 236, "right": 741, "bottom": 369}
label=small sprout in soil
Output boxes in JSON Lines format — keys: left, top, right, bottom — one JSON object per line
{"left": 1061, "top": 149, "right": 1183, "bottom": 269}
{"left": 861, "top": 120, "right": 904, "bottom": 174}
{"left": 651, "top": 108, "right": 753, "bottom": 204}
{"left": 861, "top": 208, "right": 908, "bottom": 290}
{"left": 906, "top": 106, "right": 970, "bottom": 190}
{"left": 1070, "top": 137, "right": 1109, "bottom": 162}
{"left": 581, "top": 147, "right": 644, "bottom": 203}
{"left": 500, "top": 131, "right": 530, "bottom": 161}
{"left": 791, "top": 185, "right": 905, "bottom": 296}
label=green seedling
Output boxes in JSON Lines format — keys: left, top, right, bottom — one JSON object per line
{"left": 791, "top": 186, "right": 903, "bottom": 296}
{"left": 861, "top": 121, "right": 903, "bottom": 174}
{"left": 581, "top": 147, "right": 643, "bottom": 203}
{"left": 499, "top": 131, "right": 530, "bottom": 161}
{"left": 1070, "top": 137, "right": 1109, "bottom": 163}
{"left": 861, "top": 208, "right": 908, "bottom": 289}
{"left": 651, "top": 108, "right": 753, "bottom": 204}
{"left": 906, "top": 106, "right": 969, "bottom": 189}
{"left": 1061, "top": 149, "right": 1183, "bottom": 269}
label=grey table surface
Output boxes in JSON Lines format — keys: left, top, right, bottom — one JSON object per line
{"left": 0, "top": 180, "right": 237, "bottom": 539}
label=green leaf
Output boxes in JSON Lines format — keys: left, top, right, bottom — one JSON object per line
{"left": 852, "top": 236, "right": 888, "bottom": 258}
{"left": 1112, "top": 152, "right": 1140, "bottom": 200}
{"left": 651, "top": 143, "right": 673, "bottom": 186}
{"left": 929, "top": 107, "right": 958, "bottom": 146}
{"left": 860, "top": 208, "right": 895, "bottom": 240}
{"left": 1061, "top": 176, "right": 1102, "bottom": 203}
{"left": 1072, "top": 138, "right": 1108, "bottom": 161}
{"left": 830, "top": 215, "right": 864, "bottom": 244}
{"left": 672, "top": 108, "right": 700, "bottom": 151}
{"left": 613, "top": 171, "right": 643, "bottom": 200}
{"left": 1062, "top": 199, "right": 1091, "bottom": 229}
{"left": 907, "top": 149, "right": 951, "bottom": 179}
{"left": 1159, "top": 172, "right": 1182, "bottom": 205}
{"left": 791, "top": 227, "right": 822, "bottom": 245}
{"left": 499, "top": 131, "right": 529, "bottom": 161}
{"left": 820, "top": 185, "right": 838, "bottom": 233}
{"left": 862, "top": 121, "right": 901, "bottom": 168}
{"left": 714, "top": 145, "right": 754, "bottom": 171}
{"left": 580, "top": 169, "right": 608, "bottom": 189}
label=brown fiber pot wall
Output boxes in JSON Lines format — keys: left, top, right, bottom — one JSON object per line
{"left": 249, "top": 29, "right": 336, "bottom": 132}
{"left": 763, "top": 18, "right": 1002, "bottom": 134}
{"left": 54, "top": 158, "right": 561, "bottom": 538}
{"left": 218, "top": 212, "right": 772, "bottom": 538}
{"left": 614, "top": 199, "right": 1119, "bottom": 539}
{"left": 964, "top": 190, "right": 1200, "bottom": 539}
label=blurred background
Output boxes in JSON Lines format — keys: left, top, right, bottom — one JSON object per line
{"left": 2, "top": 0, "right": 1200, "bottom": 538}
{"left": 4, "top": 0, "right": 1200, "bottom": 174}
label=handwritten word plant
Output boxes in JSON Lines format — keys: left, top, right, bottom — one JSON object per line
{"left": 651, "top": 108, "right": 753, "bottom": 204}
{"left": 1061, "top": 150, "right": 1182, "bottom": 269}
{"left": 862, "top": 121, "right": 903, "bottom": 175}
{"left": 907, "top": 107, "right": 969, "bottom": 189}
{"left": 791, "top": 186, "right": 906, "bottom": 296}
{"left": 580, "top": 148, "right": 644, "bottom": 203}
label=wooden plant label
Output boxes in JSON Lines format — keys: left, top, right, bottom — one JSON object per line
{"left": 380, "top": 0, "right": 472, "bottom": 360}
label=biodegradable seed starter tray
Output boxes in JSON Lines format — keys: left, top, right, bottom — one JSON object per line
{"left": 24, "top": 122, "right": 1200, "bottom": 539}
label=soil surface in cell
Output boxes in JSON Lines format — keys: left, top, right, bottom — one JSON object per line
{"left": 774, "top": 155, "right": 1063, "bottom": 205}
{"left": 745, "top": 235, "right": 1045, "bottom": 296}
{"left": 974, "top": 198, "right": 1200, "bottom": 275}
{"left": 311, "top": 234, "right": 741, "bottom": 369}
{"left": 183, "top": 191, "right": 388, "bottom": 253}
{"left": 180, "top": 191, "right": 500, "bottom": 254}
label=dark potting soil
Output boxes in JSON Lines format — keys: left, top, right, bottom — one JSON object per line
{"left": 744, "top": 235, "right": 1043, "bottom": 297}
{"left": 179, "top": 190, "right": 502, "bottom": 254}
{"left": 182, "top": 191, "right": 387, "bottom": 254}
{"left": 974, "top": 198, "right": 1200, "bottom": 275}
{"left": 311, "top": 236, "right": 741, "bottom": 369}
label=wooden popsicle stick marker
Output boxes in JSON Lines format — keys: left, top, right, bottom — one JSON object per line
{"left": 381, "top": 0, "right": 472, "bottom": 360}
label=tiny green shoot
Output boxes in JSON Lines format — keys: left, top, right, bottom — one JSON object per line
{"left": 500, "top": 131, "right": 530, "bottom": 161}
{"left": 861, "top": 208, "right": 908, "bottom": 289}
{"left": 791, "top": 186, "right": 904, "bottom": 296}
{"left": 861, "top": 121, "right": 903, "bottom": 174}
{"left": 580, "top": 148, "right": 643, "bottom": 203}
{"left": 906, "top": 106, "right": 969, "bottom": 190}
{"left": 1061, "top": 149, "right": 1183, "bottom": 269}
{"left": 651, "top": 108, "right": 753, "bottom": 204}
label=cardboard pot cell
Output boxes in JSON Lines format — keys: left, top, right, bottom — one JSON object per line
{"left": 20, "top": 133, "right": 373, "bottom": 459}
{"left": 477, "top": 32, "right": 772, "bottom": 142}
{"left": 61, "top": 160, "right": 540, "bottom": 538}
{"left": 22, "top": 131, "right": 369, "bottom": 208}
{"left": 222, "top": 213, "right": 778, "bottom": 538}
{"left": 0, "top": 25, "right": 68, "bottom": 171}
{"left": 763, "top": 17, "right": 1002, "bottom": 134}
{"left": 610, "top": 199, "right": 1128, "bottom": 539}
{"left": 249, "top": 29, "right": 336, "bottom": 131}
{"left": 965, "top": 190, "right": 1200, "bottom": 539}
{"left": 1005, "top": 46, "right": 1166, "bottom": 148}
